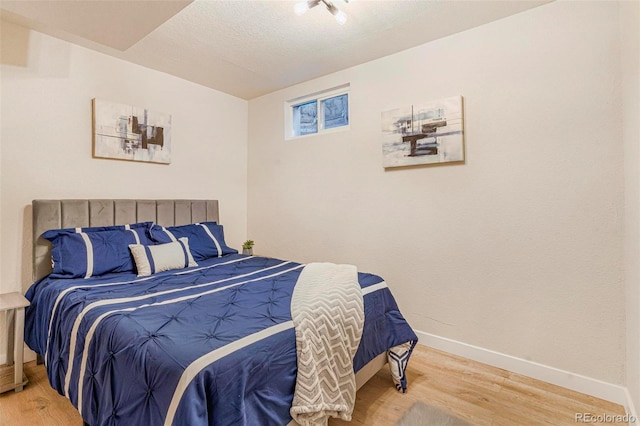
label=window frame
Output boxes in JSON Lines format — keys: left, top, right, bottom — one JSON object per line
{"left": 284, "top": 84, "right": 350, "bottom": 140}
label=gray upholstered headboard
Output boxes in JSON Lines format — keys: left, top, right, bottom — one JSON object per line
{"left": 32, "top": 199, "right": 219, "bottom": 281}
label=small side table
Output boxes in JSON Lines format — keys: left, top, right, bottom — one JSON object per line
{"left": 0, "top": 292, "right": 30, "bottom": 393}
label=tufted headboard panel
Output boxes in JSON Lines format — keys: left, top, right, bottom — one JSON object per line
{"left": 32, "top": 199, "right": 219, "bottom": 281}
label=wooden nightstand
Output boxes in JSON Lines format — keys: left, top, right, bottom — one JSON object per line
{"left": 0, "top": 292, "right": 30, "bottom": 393}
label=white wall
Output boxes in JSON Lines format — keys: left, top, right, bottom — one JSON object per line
{"left": 621, "top": 0, "right": 640, "bottom": 413}
{"left": 248, "top": 1, "right": 626, "bottom": 385}
{"left": 0, "top": 21, "right": 248, "bottom": 357}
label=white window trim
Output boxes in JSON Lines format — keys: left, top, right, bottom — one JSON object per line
{"left": 284, "top": 84, "right": 350, "bottom": 140}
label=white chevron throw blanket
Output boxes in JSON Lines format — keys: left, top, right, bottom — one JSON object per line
{"left": 289, "top": 263, "right": 364, "bottom": 426}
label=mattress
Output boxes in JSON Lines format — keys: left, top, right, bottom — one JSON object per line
{"left": 25, "top": 254, "right": 417, "bottom": 425}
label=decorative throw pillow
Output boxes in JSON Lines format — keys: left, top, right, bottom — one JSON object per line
{"left": 129, "top": 237, "right": 198, "bottom": 276}
{"left": 149, "top": 222, "right": 237, "bottom": 261}
{"left": 42, "top": 222, "right": 154, "bottom": 278}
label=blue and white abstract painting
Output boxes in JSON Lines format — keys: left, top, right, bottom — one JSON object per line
{"left": 381, "top": 96, "right": 464, "bottom": 168}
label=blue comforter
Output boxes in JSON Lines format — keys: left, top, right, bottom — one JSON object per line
{"left": 25, "top": 254, "right": 417, "bottom": 425}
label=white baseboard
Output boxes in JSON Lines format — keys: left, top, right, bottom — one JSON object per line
{"left": 415, "top": 330, "right": 638, "bottom": 423}
{"left": 625, "top": 388, "right": 639, "bottom": 425}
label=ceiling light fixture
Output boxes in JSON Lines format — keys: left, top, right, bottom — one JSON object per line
{"left": 294, "top": 0, "right": 348, "bottom": 25}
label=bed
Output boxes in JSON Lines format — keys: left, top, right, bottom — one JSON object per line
{"left": 24, "top": 199, "right": 417, "bottom": 426}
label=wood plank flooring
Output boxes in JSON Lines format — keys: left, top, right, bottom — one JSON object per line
{"left": 332, "top": 346, "right": 625, "bottom": 426}
{"left": 0, "top": 345, "right": 626, "bottom": 425}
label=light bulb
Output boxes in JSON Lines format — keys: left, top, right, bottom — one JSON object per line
{"left": 335, "top": 10, "right": 347, "bottom": 25}
{"left": 294, "top": 1, "right": 310, "bottom": 16}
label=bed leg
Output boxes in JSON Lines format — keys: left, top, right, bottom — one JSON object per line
{"left": 36, "top": 354, "right": 43, "bottom": 365}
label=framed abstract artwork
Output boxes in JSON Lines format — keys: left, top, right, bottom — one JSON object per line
{"left": 93, "top": 99, "right": 172, "bottom": 164}
{"left": 381, "top": 96, "right": 464, "bottom": 168}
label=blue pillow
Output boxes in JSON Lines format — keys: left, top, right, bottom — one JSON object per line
{"left": 42, "top": 222, "right": 154, "bottom": 278}
{"left": 150, "top": 222, "right": 237, "bottom": 261}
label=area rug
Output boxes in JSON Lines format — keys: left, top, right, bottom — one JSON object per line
{"left": 394, "top": 402, "right": 473, "bottom": 426}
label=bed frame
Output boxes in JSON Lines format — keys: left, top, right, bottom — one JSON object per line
{"left": 32, "top": 199, "right": 219, "bottom": 281}
{"left": 31, "top": 198, "right": 386, "bottom": 424}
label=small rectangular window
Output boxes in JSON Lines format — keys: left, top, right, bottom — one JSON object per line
{"left": 285, "top": 84, "right": 350, "bottom": 140}
{"left": 322, "top": 94, "right": 349, "bottom": 129}
{"left": 292, "top": 100, "right": 318, "bottom": 137}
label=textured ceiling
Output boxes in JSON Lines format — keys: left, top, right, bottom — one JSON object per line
{"left": 0, "top": 0, "right": 193, "bottom": 50}
{"left": 0, "top": 0, "right": 550, "bottom": 99}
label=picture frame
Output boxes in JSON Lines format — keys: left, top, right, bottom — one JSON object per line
{"left": 381, "top": 96, "right": 464, "bottom": 168}
{"left": 93, "top": 98, "right": 172, "bottom": 164}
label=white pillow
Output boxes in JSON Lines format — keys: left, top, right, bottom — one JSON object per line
{"left": 129, "top": 237, "right": 198, "bottom": 276}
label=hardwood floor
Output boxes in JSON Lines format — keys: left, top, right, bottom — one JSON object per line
{"left": 0, "top": 345, "right": 626, "bottom": 425}
{"left": 332, "top": 346, "right": 626, "bottom": 426}
{"left": 0, "top": 358, "right": 83, "bottom": 425}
